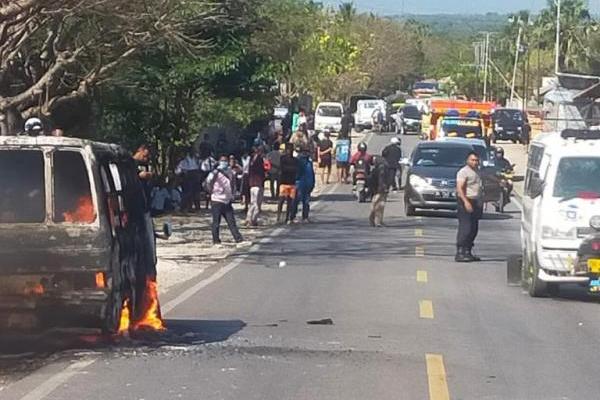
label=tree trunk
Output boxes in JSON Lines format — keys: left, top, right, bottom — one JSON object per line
{"left": 0, "top": 107, "right": 22, "bottom": 136}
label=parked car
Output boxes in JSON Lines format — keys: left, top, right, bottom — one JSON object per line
{"left": 0, "top": 135, "right": 165, "bottom": 333}
{"left": 355, "top": 99, "right": 387, "bottom": 132}
{"left": 491, "top": 108, "right": 530, "bottom": 144}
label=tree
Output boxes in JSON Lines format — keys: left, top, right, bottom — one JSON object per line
{"left": 0, "top": 0, "right": 229, "bottom": 135}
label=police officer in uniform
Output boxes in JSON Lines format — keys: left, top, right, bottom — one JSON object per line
{"left": 455, "top": 151, "right": 484, "bottom": 262}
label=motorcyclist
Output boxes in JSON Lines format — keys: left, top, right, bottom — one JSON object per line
{"left": 350, "top": 142, "right": 373, "bottom": 188}
{"left": 495, "top": 147, "right": 513, "bottom": 172}
{"left": 372, "top": 108, "right": 384, "bottom": 132}
{"left": 495, "top": 147, "right": 514, "bottom": 198}
{"left": 382, "top": 137, "right": 403, "bottom": 191}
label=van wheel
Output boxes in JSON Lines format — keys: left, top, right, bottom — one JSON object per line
{"left": 102, "top": 289, "right": 124, "bottom": 335}
{"left": 528, "top": 260, "right": 548, "bottom": 297}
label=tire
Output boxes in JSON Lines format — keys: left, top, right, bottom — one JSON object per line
{"left": 102, "top": 288, "right": 124, "bottom": 335}
{"left": 528, "top": 258, "right": 548, "bottom": 297}
{"left": 405, "top": 199, "right": 416, "bottom": 216}
{"left": 356, "top": 126, "right": 363, "bottom": 133}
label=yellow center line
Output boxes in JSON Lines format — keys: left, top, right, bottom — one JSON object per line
{"left": 419, "top": 300, "right": 434, "bottom": 319}
{"left": 417, "top": 270, "right": 428, "bottom": 283}
{"left": 426, "top": 354, "right": 450, "bottom": 400}
{"left": 415, "top": 246, "right": 425, "bottom": 257}
{"left": 415, "top": 228, "right": 424, "bottom": 237}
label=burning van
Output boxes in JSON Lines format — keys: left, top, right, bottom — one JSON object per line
{"left": 0, "top": 135, "right": 165, "bottom": 333}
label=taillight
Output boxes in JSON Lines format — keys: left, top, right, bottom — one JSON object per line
{"left": 592, "top": 242, "right": 600, "bottom": 251}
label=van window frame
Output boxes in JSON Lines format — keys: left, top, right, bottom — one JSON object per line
{"left": 525, "top": 144, "right": 545, "bottom": 197}
{"left": 50, "top": 147, "right": 99, "bottom": 226}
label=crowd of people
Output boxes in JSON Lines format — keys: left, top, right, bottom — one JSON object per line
{"left": 143, "top": 110, "right": 361, "bottom": 246}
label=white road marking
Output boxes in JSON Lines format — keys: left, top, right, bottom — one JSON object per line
{"left": 18, "top": 359, "right": 96, "bottom": 400}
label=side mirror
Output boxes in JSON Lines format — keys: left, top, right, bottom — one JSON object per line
{"left": 529, "top": 176, "right": 545, "bottom": 199}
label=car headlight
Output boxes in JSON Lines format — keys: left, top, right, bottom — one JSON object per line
{"left": 517, "top": 126, "right": 523, "bottom": 131}
{"left": 495, "top": 124, "right": 503, "bottom": 131}
{"left": 542, "top": 225, "right": 577, "bottom": 240}
{"left": 410, "top": 175, "right": 433, "bottom": 189}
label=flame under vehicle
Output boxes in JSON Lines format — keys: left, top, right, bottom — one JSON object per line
{"left": 0, "top": 135, "right": 163, "bottom": 333}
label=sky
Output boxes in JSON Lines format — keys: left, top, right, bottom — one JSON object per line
{"left": 322, "top": 0, "right": 600, "bottom": 15}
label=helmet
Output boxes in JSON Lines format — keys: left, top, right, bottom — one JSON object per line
{"left": 24, "top": 117, "right": 43, "bottom": 135}
{"left": 495, "top": 147, "right": 505, "bottom": 157}
{"left": 357, "top": 142, "right": 367, "bottom": 152}
{"left": 391, "top": 137, "right": 401, "bottom": 145}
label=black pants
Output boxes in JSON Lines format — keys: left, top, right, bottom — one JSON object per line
{"left": 456, "top": 198, "right": 483, "bottom": 249}
{"left": 211, "top": 201, "right": 243, "bottom": 244}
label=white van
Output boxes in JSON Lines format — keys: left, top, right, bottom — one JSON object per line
{"left": 314, "top": 102, "right": 344, "bottom": 133}
{"left": 520, "top": 130, "right": 600, "bottom": 297}
{"left": 355, "top": 99, "right": 386, "bottom": 132}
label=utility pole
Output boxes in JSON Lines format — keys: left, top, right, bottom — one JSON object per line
{"left": 483, "top": 32, "right": 491, "bottom": 101}
{"left": 510, "top": 23, "right": 523, "bottom": 105}
{"left": 555, "top": 0, "right": 561, "bottom": 74}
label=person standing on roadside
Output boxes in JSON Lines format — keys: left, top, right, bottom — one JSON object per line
{"left": 368, "top": 156, "right": 389, "bottom": 227}
{"left": 266, "top": 143, "right": 282, "bottom": 199}
{"left": 455, "top": 151, "right": 484, "bottom": 263}
{"left": 290, "top": 153, "right": 315, "bottom": 224}
{"left": 246, "top": 146, "right": 265, "bottom": 227}
{"left": 335, "top": 135, "right": 351, "bottom": 184}
{"left": 382, "top": 137, "right": 403, "bottom": 191}
{"left": 205, "top": 155, "right": 246, "bottom": 246}
{"left": 175, "top": 147, "right": 201, "bottom": 212}
{"left": 318, "top": 130, "right": 333, "bottom": 185}
{"left": 133, "top": 144, "right": 154, "bottom": 200}
{"left": 277, "top": 143, "right": 299, "bottom": 224}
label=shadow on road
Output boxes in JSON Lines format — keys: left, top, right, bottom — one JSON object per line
{"left": 0, "top": 319, "right": 246, "bottom": 380}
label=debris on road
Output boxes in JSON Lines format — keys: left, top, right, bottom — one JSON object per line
{"left": 307, "top": 318, "right": 334, "bottom": 325}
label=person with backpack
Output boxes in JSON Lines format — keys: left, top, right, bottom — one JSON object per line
{"left": 205, "top": 155, "right": 246, "bottom": 246}
{"left": 335, "top": 135, "right": 351, "bottom": 184}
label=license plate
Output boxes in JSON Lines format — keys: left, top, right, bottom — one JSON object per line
{"left": 439, "top": 191, "right": 454, "bottom": 199}
{"left": 588, "top": 259, "right": 600, "bottom": 273}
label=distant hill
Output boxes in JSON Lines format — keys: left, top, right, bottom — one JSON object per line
{"left": 390, "top": 13, "right": 508, "bottom": 37}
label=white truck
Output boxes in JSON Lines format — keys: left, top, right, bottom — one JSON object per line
{"left": 314, "top": 102, "right": 344, "bottom": 133}
{"left": 354, "top": 99, "right": 386, "bottom": 132}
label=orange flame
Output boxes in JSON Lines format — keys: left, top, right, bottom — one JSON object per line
{"left": 132, "top": 278, "right": 165, "bottom": 332}
{"left": 63, "top": 196, "right": 96, "bottom": 224}
{"left": 118, "top": 299, "right": 131, "bottom": 335}
{"left": 24, "top": 283, "right": 44, "bottom": 296}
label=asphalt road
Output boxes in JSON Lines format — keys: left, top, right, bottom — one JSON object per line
{"left": 3, "top": 133, "right": 600, "bottom": 400}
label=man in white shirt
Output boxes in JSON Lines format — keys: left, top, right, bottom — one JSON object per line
{"left": 176, "top": 148, "right": 201, "bottom": 212}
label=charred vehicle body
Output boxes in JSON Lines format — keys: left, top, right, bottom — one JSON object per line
{"left": 0, "top": 136, "right": 160, "bottom": 333}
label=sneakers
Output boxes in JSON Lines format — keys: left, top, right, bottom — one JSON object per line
{"left": 236, "top": 240, "right": 252, "bottom": 248}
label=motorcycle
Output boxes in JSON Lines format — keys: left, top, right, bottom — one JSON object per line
{"left": 354, "top": 158, "right": 370, "bottom": 203}
{"left": 573, "top": 216, "right": 600, "bottom": 294}
{"left": 494, "top": 165, "right": 515, "bottom": 213}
